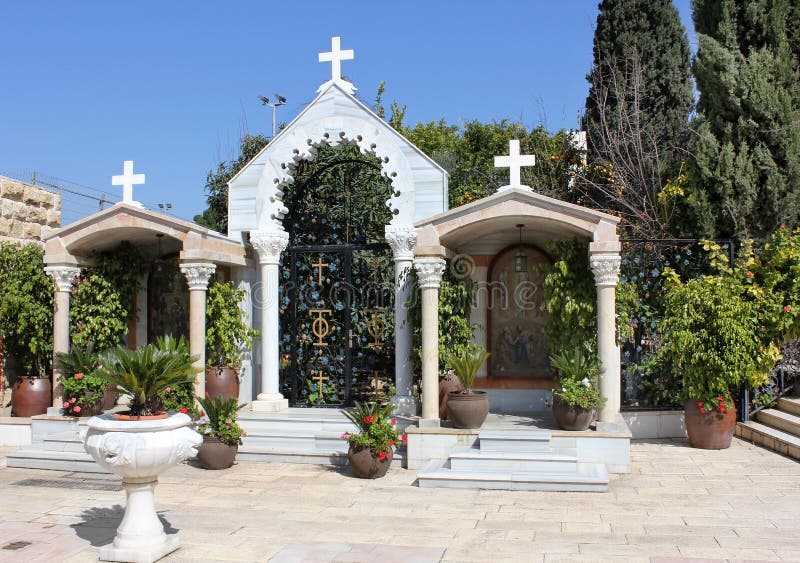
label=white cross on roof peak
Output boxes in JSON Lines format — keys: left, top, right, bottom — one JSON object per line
{"left": 494, "top": 140, "right": 536, "bottom": 191}
{"left": 318, "top": 36, "right": 356, "bottom": 95}
{"left": 111, "top": 160, "right": 145, "bottom": 207}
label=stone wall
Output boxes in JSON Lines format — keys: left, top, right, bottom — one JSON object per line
{"left": 0, "top": 176, "right": 61, "bottom": 244}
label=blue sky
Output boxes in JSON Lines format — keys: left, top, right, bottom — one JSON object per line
{"left": 0, "top": 1, "right": 694, "bottom": 226}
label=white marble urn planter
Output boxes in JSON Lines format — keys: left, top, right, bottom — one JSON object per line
{"left": 84, "top": 413, "right": 202, "bottom": 563}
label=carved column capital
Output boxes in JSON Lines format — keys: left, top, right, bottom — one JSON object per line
{"left": 590, "top": 253, "right": 621, "bottom": 287}
{"left": 385, "top": 224, "right": 417, "bottom": 261}
{"left": 250, "top": 229, "right": 289, "bottom": 265}
{"left": 180, "top": 262, "right": 216, "bottom": 291}
{"left": 45, "top": 266, "right": 81, "bottom": 293}
{"left": 414, "top": 258, "right": 446, "bottom": 290}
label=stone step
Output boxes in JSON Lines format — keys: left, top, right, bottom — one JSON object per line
{"left": 448, "top": 446, "right": 577, "bottom": 473}
{"left": 777, "top": 396, "right": 800, "bottom": 417}
{"left": 5, "top": 448, "right": 108, "bottom": 473}
{"left": 42, "top": 431, "right": 86, "bottom": 453}
{"left": 238, "top": 415, "right": 356, "bottom": 435}
{"left": 238, "top": 446, "right": 406, "bottom": 468}
{"left": 477, "top": 430, "right": 552, "bottom": 453}
{"left": 241, "top": 431, "right": 348, "bottom": 452}
{"left": 755, "top": 408, "right": 800, "bottom": 437}
{"left": 417, "top": 460, "right": 608, "bottom": 492}
{"left": 736, "top": 421, "right": 800, "bottom": 461}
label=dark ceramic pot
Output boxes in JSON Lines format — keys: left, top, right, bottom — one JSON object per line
{"left": 197, "top": 436, "right": 238, "bottom": 470}
{"left": 552, "top": 396, "right": 595, "bottom": 431}
{"left": 11, "top": 376, "right": 51, "bottom": 417}
{"left": 205, "top": 367, "right": 240, "bottom": 401}
{"left": 348, "top": 445, "right": 393, "bottom": 479}
{"left": 439, "top": 373, "right": 464, "bottom": 419}
{"left": 100, "top": 386, "right": 118, "bottom": 411}
{"left": 446, "top": 390, "right": 490, "bottom": 429}
{"left": 684, "top": 400, "right": 736, "bottom": 449}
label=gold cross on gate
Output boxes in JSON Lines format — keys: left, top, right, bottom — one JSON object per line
{"left": 311, "top": 370, "right": 329, "bottom": 390}
{"left": 312, "top": 259, "right": 329, "bottom": 285}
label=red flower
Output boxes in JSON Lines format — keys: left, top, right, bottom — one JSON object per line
{"left": 699, "top": 406, "right": 705, "bottom": 414}
{"left": 377, "top": 450, "right": 387, "bottom": 461}
{"left": 746, "top": 271, "right": 754, "bottom": 278}
{"left": 363, "top": 415, "right": 374, "bottom": 424}
{"left": 696, "top": 401, "right": 704, "bottom": 409}
{"left": 718, "top": 404, "right": 726, "bottom": 413}
{"left": 717, "top": 396, "right": 724, "bottom": 401}
{"left": 205, "top": 391, "right": 210, "bottom": 397}
{"left": 388, "top": 440, "right": 394, "bottom": 447}
{"left": 179, "top": 408, "right": 188, "bottom": 414}
{"left": 401, "top": 434, "right": 408, "bottom": 444}
{"left": 200, "top": 410, "right": 205, "bottom": 417}
{"left": 74, "top": 372, "right": 84, "bottom": 380}
{"left": 391, "top": 418, "right": 397, "bottom": 426}
{"left": 73, "top": 406, "right": 82, "bottom": 413}
{"left": 785, "top": 305, "right": 792, "bottom": 313}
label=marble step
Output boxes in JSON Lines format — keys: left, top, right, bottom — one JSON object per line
{"left": 5, "top": 448, "right": 108, "bottom": 473}
{"left": 736, "top": 421, "right": 800, "bottom": 461}
{"left": 237, "top": 446, "right": 405, "bottom": 468}
{"left": 777, "top": 397, "right": 800, "bottom": 417}
{"left": 477, "top": 430, "right": 553, "bottom": 453}
{"left": 241, "top": 431, "right": 348, "bottom": 452}
{"left": 755, "top": 408, "right": 800, "bottom": 437}
{"left": 417, "top": 460, "right": 608, "bottom": 492}
{"left": 238, "top": 414, "right": 356, "bottom": 435}
{"left": 42, "top": 431, "right": 86, "bottom": 453}
{"left": 448, "top": 446, "right": 577, "bottom": 473}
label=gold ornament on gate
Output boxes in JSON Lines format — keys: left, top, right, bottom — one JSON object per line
{"left": 365, "top": 308, "right": 387, "bottom": 349}
{"left": 310, "top": 309, "right": 332, "bottom": 347}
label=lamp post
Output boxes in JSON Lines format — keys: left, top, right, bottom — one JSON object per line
{"left": 258, "top": 94, "right": 286, "bottom": 138}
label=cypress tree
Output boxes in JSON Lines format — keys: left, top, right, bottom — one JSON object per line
{"left": 688, "top": 0, "right": 800, "bottom": 241}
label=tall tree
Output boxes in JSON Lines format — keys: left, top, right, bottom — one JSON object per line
{"left": 688, "top": 0, "right": 800, "bottom": 241}
{"left": 581, "top": 0, "right": 693, "bottom": 237}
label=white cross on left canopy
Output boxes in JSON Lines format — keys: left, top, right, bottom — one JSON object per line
{"left": 112, "top": 160, "right": 146, "bottom": 206}
{"left": 319, "top": 36, "right": 354, "bottom": 82}
{"left": 494, "top": 140, "right": 536, "bottom": 190}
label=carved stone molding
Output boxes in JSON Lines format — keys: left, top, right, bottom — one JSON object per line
{"left": 44, "top": 266, "right": 81, "bottom": 293}
{"left": 385, "top": 224, "right": 417, "bottom": 261}
{"left": 590, "top": 254, "right": 621, "bottom": 287}
{"left": 180, "top": 262, "right": 216, "bottom": 291}
{"left": 250, "top": 229, "right": 290, "bottom": 265}
{"left": 414, "top": 258, "right": 446, "bottom": 290}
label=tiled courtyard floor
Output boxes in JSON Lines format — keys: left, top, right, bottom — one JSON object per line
{"left": 0, "top": 438, "right": 799, "bottom": 562}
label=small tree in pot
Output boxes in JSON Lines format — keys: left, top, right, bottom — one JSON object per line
{"left": 550, "top": 348, "right": 606, "bottom": 431}
{"left": 205, "top": 280, "right": 258, "bottom": 400}
{"left": 442, "top": 345, "right": 491, "bottom": 429}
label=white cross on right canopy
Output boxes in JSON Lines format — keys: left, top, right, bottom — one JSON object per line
{"left": 319, "top": 36, "right": 354, "bottom": 83}
{"left": 494, "top": 139, "right": 536, "bottom": 190}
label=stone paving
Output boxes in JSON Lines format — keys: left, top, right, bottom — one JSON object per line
{"left": 0, "top": 437, "right": 799, "bottom": 562}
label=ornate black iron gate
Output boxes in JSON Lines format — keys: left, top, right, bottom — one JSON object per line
{"left": 279, "top": 243, "right": 395, "bottom": 407}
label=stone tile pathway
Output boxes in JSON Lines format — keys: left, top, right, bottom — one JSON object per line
{"left": 0, "top": 438, "right": 798, "bottom": 562}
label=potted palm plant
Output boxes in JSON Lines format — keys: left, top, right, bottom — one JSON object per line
{"left": 83, "top": 341, "right": 203, "bottom": 561}
{"left": 341, "top": 402, "right": 400, "bottom": 479}
{"left": 195, "top": 394, "right": 245, "bottom": 470}
{"left": 0, "top": 243, "right": 54, "bottom": 417}
{"left": 205, "top": 280, "right": 258, "bottom": 400}
{"left": 441, "top": 345, "right": 490, "bottom": 429}
{"left": 550, "top": 348, "right": 606, "bottom": 431}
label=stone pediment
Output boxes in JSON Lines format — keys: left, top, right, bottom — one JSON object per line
{"left": 227, "top": 82, "right": 449, "bottom": 235}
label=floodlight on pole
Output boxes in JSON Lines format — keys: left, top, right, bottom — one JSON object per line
{"left": 258, "top": 94, "right": 286, "bottom": 138}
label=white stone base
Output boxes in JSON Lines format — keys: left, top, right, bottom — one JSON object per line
{"left": 622, "top": 410, "right": 685, "bottom": 439}
{"left": 251, "top": 394, "right": 289, "bottom": 413}
{"left": 390, "top": 395, "right": 420, "bottom": 418}
{"left": 99, "top": 533, "right": 179, "bottom": 563}
{"left": 0, "top": 417, "right": 32, "bottom": 446}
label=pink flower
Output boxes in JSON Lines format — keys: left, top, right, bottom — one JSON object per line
{"left": 74, "top": 372, "right": 84, "bottom": 380}
{"left": 225, "top": 419, "right": 232, "bottom": 425}
{"left": 165, "top": 387, "right": 172, "bottom": 393}
{"left": 63, "top": 401, "right": 70, "bottom": 408}
{"left": 340, "top": 432, "right": 350, "bottom": 440}
{"left": 69, "top": 397, "right": 77, "bottom": 404}
{"left": 73, "top": 406, "right": 81, "bottom": 413}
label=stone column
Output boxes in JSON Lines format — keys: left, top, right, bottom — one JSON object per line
{"left": 44, "top": 265, "right": 81, "bottom": 408}
{"left": 180, "top": 262, "right": 216, "bottom": 399}
{"left": 385, "top": 225, "right": 419, "bottom": 417}
{"left": 250, "top": 228, "right": 290, "bottom": 413}
{"left": 414, "top": 257, "right": 446, "bottom": 427}
{"left": 589, "top": 246, "right": 621, "bottom": 423}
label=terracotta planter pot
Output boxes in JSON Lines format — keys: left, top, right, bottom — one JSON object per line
{"left": 552, "top": 396, "right": 595, "bottom": 431}
{"left": 446, "top": 390, "right": 490, "bottom": 429}
{"left": 11, "top": 376, "right": 51, "bottom": 417}
{"left": 197, "top": 436, "right": 238, "bottom": 470}
{"left": 439, "top": 373, "right": 464, "bottom": 419}
{"left": 112, "top": 411, "right": 169, "bottom": 421}
{"left": 205, "top": 367, "right": 240, "bottom": 401}
{"left": 347, "top": 445, "right": 393, "bottom": 479}
{"left": 684, "top": 400, "right": 736, "bottom": 449}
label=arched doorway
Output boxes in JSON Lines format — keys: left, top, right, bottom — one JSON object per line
{"left": 487, "top": 244, "right": 551, "bottom": 378}
{"left": 278, "top": 142, "right": 396, "bottom": 406}
{"left": 147, "top": 253, "right": 189, "bottom": 343}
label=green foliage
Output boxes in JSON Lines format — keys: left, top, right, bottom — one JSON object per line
{"left": 0, "top": 243, "right": 54, "bottom": 378}
{"left": 660, "top": 265, "right": 777, "bottom": 407}
{"left": 195, "top": 134, "right": 269, "bottom": 234}
{"left": 55, "top": 343, "right": 107, "bottom": 415}
{"left": 153, "top": 335, "right": 200, "bottom": 417}
{"left": 205, "top": 280, "right": 257, "bottom": 369}
{"left": 550, "top": 347, "right": 606, "bottom": 410}
{"left": 97, "top": 342, "right": 201, "bottom": 416}
{"left": 197, "top": 395, "right": 245, "bottom": 446}
{"left": 341, "top": 401, "right": 399, "bottom": 457}
{"left": 441, "top": 345, "right": 490, "bottom": 392}
{"left": 70, "top": 276, "right": 128, "bottom": 350}
{"left": 688, "top": 0, "right": 800, "bottom": 242}
{"left": 90, "top": 241, "right": 145, "bottom": 319}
